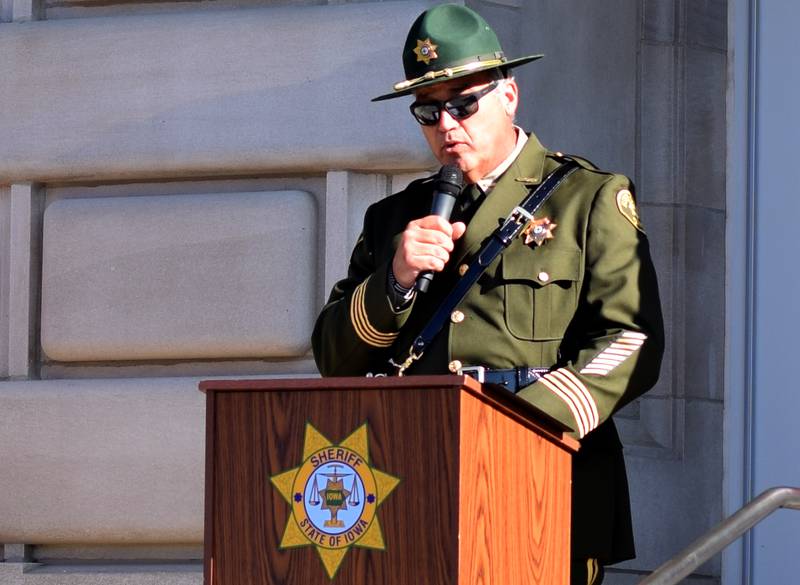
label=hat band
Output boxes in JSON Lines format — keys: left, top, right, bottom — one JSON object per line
{"left": 394, "top": 58, "right": 505, "bottom": 91}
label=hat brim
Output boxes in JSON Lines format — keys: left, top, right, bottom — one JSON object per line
{"left": 371, "top": 54, "right": 543, "bottom": 102}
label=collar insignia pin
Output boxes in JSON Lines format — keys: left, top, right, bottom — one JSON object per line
{"left": 413, "top": 38, "right": 438, "bottom": 65}
{"left": 523, "top": 217, "right": 557, "bottom": 246}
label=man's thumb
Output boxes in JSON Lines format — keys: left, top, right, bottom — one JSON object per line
{"left": 451, "top": 221, "right": 467, "bottom": 240}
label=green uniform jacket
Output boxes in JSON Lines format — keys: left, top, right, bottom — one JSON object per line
{"left": 312, "top": 133, "right": 664, "bottom": 563}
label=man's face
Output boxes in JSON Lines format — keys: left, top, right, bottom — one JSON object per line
{"left": 412, "top": 72, "right": 519, "bottom": 184}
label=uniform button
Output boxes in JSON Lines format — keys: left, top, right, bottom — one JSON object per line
{"left": 448, "top": 360, "right": 462, "bottom": 373}
{"left": 538, "top": 271, "right": 550, "bottom": 283}
{"left": 458, "top": 264, "right": 469, "bottom": 276}
{"left": 451, "top": 310, "right": 465, "bottom": 324}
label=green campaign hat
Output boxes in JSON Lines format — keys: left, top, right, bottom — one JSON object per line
{"left": 372, "top": 3, "right": 543, "bottom": 102}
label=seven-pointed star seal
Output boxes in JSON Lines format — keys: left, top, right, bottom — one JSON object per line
{"left": 523, "top": 217, "right": 557, "bottom": 246}
{"left": 413, "top": 38, "right": 438, "bottom": 64}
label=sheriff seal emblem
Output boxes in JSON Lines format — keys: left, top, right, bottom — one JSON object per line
{"left": 522, "top": 217, "right": 557, "bottom": 246}
{"left": 413, "top": 38, "right": 438, "bottom": 64}
{"left": 271, "top": 422, "right": 400, "bottom": 579}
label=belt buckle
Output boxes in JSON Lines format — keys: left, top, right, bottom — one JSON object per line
{"left": 459, "top": 365, "right": 485, "bottom": 383}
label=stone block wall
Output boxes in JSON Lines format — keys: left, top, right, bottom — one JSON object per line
{"left": 0, "top": 0, "right": 727, "bottom": 583}
{"left": 1, "top": 2, "right": 435, "bottom": 582}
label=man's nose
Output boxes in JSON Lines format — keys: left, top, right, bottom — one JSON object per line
{"left": 437, "top": 108, "right": 460, "bottom": 131}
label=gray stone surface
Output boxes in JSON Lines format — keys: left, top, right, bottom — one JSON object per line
{"left": 3, "top": 545, "right": 32, "bottom": 563}
{"left": 322, "top": 171, "right": 395, "bottom": 300}
{"left": 7, "top": 184, "right": 38, "bottom": 378}
{"left": 0, "top": 562, "right": 202, "bottom": 585}
{"left": 41, "top": 190, "right": 316, "bottom": 362}
{"left": 43, "top": 0, "right": 322, "bottom": 19}
{"left": 322, "top": 172, "right": 350, "bottom": 295}
{"left": 684, "top": 208, "right": 725, "bottom": 401}
{"left": 33, "top": 544, "right": 200, "bottom": 561}
{"left": 0, "top": 378, "right": 205, "bottom": 543}
{"left": 617, "top": 395, "right": 685, "bottom": 458}
{"left": 0, "top": 2, "right": 434, "bottom": 183}
{"left": 643, "top": 0, "right": 676, "bottom": 43}
{"left": 344, "top": 173, "right": 392, "bottom": 254}
{"left": 687, "top": 0, "right": 727, "bottom": 51}
{"left": 40, "top": 355, "right": 322, "bottom": 381}
{"left": 10, "top": 0, "right": 35, "bottom": 21}
{"left": 685, "top": 47, "right": 727, "bottom": 212}
{"left": 0, "top": 185, "right": 10, "bottom": 377}
{"left": 639, "top": 42, "right": 677, "bottom": 205}
{"left": 623, "top": 399, "right": 723, "bottom": 576}
{"left": 40, "top": 176, "right": 329, "bottom": 378}
{"left": 517, "top": 0, "right": 638, "bottom": 174}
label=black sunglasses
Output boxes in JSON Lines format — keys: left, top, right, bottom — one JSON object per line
{"left": 409, "top": 80, "right": 499, "bottom": 126}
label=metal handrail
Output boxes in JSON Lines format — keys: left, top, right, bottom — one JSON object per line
{"left": 638, "top": 486, "right": 800, "bottom": 585}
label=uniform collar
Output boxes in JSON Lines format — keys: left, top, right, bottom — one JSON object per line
{"left": 476, "top": 126, "right": 528, "bottom": 193}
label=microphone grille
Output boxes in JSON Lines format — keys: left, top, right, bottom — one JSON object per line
{"left": 438, "top": 164, "right": 464, "bottom": 194}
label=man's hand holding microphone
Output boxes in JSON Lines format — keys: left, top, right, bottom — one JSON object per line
{"left": 391, "top": 165, "right": 466, "bottom": 293}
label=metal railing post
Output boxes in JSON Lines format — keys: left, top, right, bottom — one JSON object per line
{"left": 637, "top": 486, "right": 800, "bottom": 585}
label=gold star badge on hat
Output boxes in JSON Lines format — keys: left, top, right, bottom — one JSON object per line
{"left": 413, "top": 38, "right": 438, "bottom": 64}
{"left": 523, "top": 217, "right": 557, "bottom": 246}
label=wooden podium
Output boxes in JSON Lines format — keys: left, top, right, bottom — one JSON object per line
{"left": 200, "top": 375, "right": 578, "bottom": 585}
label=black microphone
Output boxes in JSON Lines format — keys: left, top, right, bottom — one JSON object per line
{"left": 415, "top": 164, "right": 464, "bottom": 293}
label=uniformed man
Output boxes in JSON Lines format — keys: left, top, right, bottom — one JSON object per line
{"left": 312, "top": 4, "right": 664, "bottom": 584}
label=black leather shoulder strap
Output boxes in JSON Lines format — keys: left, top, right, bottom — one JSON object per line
{"left": 390, "top": 158, "right": 581, "bottom": 375}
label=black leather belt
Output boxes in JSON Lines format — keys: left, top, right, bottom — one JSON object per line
{"left": 460, "top": 366, "right": 549, "bottom": 393}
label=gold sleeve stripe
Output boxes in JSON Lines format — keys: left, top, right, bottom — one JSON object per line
{"left": 349, "top": 278, "right": 398, "bottom": 348}
{"left": 623, "top": 331, "right": 648, "bottom": 340}
{"left": 587, "top": 559, "right": 600, "bottom": 585}
{"left": 539, "top": 376, "right": 588, "bottom": 438}
{"left": 551, "top": 368, "right": 599, "bottom": 433}
{"left": 580, "top": 330, "right": 647, "bottom": 376}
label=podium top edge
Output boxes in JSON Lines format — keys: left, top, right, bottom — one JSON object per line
{"left": 199, "top": 375, "right": 579, "bottom": 452}
{"left": 198, "top": 374, "right": 477, "bottom": 393}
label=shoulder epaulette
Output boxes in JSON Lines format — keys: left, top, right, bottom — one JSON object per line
{"left": 547, "top": 150, "right": 601, "bottom": 171}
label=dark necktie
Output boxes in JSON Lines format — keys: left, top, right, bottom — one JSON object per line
{"left": 453, "top": 183, "right": 485, "bottom": 224}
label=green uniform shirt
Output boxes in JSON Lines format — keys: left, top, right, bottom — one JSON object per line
{"left": 312, "top": 132, "right": 664, "bottom": 563}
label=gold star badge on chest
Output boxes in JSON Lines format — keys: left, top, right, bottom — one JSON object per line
{"left": 522, "top": 217, "right": 557, "bottom": 246}
{"left": 413, "top": 38, "right": 438, "bottom": 64}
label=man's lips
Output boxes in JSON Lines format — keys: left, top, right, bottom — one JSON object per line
{"left": 443, "top": 141, "right": 467, "bottom": 154}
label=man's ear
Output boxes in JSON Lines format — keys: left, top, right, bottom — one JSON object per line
{"left": 500, "top": 78, "right": 519, "bottom": 117}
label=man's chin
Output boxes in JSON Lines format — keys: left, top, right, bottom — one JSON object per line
{"left": 437, "top": 153, "right": 469, "bottom": 172}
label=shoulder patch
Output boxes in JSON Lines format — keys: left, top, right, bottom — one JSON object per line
{"left": 615, "top": 189, "right": 645, "bottom": 232}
